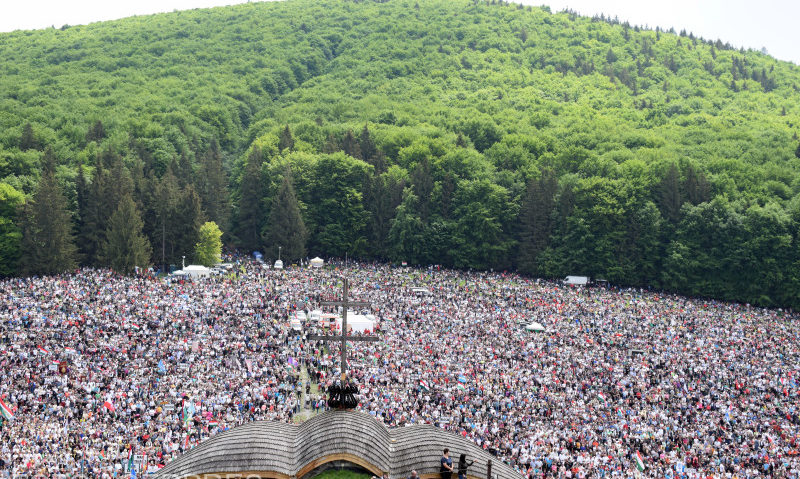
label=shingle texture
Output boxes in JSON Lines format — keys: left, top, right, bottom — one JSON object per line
{"left": 154, "top": 410, "right": 518, "bottom": 479}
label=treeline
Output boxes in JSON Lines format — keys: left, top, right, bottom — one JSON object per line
{"left": 1, "top": 0, "right": 800, "bottom": 308}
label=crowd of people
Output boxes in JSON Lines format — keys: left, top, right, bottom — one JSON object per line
{"left": 1, "top": 258, "right": 798, "bottom": 478}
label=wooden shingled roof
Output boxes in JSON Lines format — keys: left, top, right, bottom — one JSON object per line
{"left": 154, "top": 410, "right": 520, "bottom": 479}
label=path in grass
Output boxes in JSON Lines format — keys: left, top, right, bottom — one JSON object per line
{"left": 293, "top": 361, "right": 321, "bottom": 423}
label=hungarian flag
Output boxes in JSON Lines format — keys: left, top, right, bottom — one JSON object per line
{"left": 208, "top": 419, "right": 219, "bottom": 428}
{"left": 633, "top": 451, "right": 645, "bottom": 471}
{"left": 103, "top": 401, "right": 116, "bottom": 412}
{"left": 0, "top": 398, "right": 14, "bottom": 421}
{"left": 37, "top": 345, "right": 50, "bottom": 355}
{"left": 419, "top": 380, "right": 430, "bottom": 391}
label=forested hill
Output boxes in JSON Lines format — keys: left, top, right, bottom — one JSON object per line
{"left": 2, "top": 0, "right": 800, "bottom": 307}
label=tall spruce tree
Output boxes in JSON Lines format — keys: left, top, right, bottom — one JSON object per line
{"left": 265, "top": 169, "right": 307, "bottom": 262}
{"left": 342, "top": 129, "right": 361, "bottom": 159}
{"left": 658, "top": 163, "right": 683, "bottom": 226}
{"left": 19, "top": 148, "right": 77, "bottom": 275}
{"left": 278, "top": 125, "right": 295, "bottom": 152}
{"left": 684, "top": 164, "right": 711, "bottom": 205}
{"left": 74, "top": 165, "right": 90, "bottom": 264}
{"left": 86, "top": 120, "right": 106, "bottom": 143}
{"left": 80, "top": 165, "right": 109, "bottom": 265}
{"left": 0, "top": 183, "right": 24, "bottom": 276}
{"left": 174, "top": 185, "right": 205, "bottom": 263}
{"left": 100, "top": 194, "right": 152, "bottom": 275}
{"left": 236, "top": 147, "right": 266, "bottom": 252}
{"left": 153, "top": 170, "right": 180, "bottom": 272}
{"left": 411, "top": 158, "right": 433, "bottom": 221}
{"left": 197, "top": 139, "right": 230, "bottom": 229}
{"left": 19, "top": 122, "right": 37, "bottom": 151}
{"left": 517, "top": 169, "right": 558, "bottom": 275}
{"left": 359, "top": 124, "right": 377, "bottom": 164}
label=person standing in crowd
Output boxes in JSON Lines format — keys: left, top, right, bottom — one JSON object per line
{"left": 457, "top": 453, "right": 473, "bottom": 479}
{"left": 440, "top": 448, "right": 453, "bottom": 479}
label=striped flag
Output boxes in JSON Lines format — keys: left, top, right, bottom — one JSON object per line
{"left": 37, "top": 345, "right": 50, "bottom": 355}
{"left": 419, "top": 380, "right": 430, "bottom": 391}
{"left": 0, "top": 398, "right": 14, "bottom": 421}
{"left": 633, "top": 451, "right": 645, "bottom": 471}
{"left": 208, "top": 419, "right": 219, "bottom": 428}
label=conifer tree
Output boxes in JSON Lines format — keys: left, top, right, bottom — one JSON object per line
{"left": 0, "top": 183, "right": 24, "bottom": 276}
{"left": 359, "top": 124, "right": 376, "bottom": 163}
{"left": 153, "top": 170, "right": 180, "bottom": 272}
{"left": 86, "top": 120, "right": 106, "bottom": 143}
{"left": 174, "top": 185, "right": 205, "bottom": 263}
{"left": 278, "top": 125, "right": 295, "bottom": 152}
{"left": 658, "top": 163, "right": 683, "bottom": 225}
{"left": 80, "top": 165, "right": 109, "bottom": 265}
{"left": 342, "top": 130, "right": 361, "bottom": 159}
{"left": 411, "top": 158, "right": 433, "bottom": 221}
{"left": 265, "top": 169, "right": 307, "bottom": 262}
{"left": 237, "top": 147, "right": 266, "bottom": 252}
{"left": 101, "top": 194, "right": 152, "bottom": 274}
{"left": 684, "top": 164, "right": 711, "bottom": 205}
{"left": 74, "top": 165, "right": 90, "bottom": 264}
{"left": 20, "top": 122, "right": 37, "bottom": 151}
{"left": 322, "top": 133, "right": 340, "bottom": 154}
{"left": 19, "top": 148, "right": 77, "bottom": 275}
{"left": 197, "top": 139, "right": 230, "bottom": 229}
{"left": 517, "top": 169, "right": 557, "bottom": 275}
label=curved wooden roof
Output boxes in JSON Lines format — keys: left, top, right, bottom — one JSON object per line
{"left": 154, "top": 410, "right": 519, "bottom": 479}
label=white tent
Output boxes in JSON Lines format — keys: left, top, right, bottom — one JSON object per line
{"left": 525, "top": 321, "right": 546, "bottom": 333}
{"left": 335, "top": 314, "right": 376, "bottom": 333}
{"left": 183, "top": 265, "right": 211, "bottom": 278}
{"left": 274, "top": 259, "right": 284, "bottom": 269}
{"left": 310, "top": 257, "right": 324, "bottom": 268}
{"left": 564, "top": 275, "right": 589, "bottom": 286}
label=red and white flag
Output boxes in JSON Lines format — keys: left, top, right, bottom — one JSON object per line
{"left": 0, "top": 398, "right": 15, "bottom": 421}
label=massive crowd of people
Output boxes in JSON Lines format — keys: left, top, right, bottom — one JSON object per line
{"left": 0, "top": 259, "right": 798, "bottom": 478}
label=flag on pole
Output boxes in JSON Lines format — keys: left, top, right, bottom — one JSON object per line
{"left": 37, "top": 345, "right": 50, "bottom": 355}
{"left": 633, "top": 451, "right": 645, "bottom": 471}
{"left": 0, "top": 398, "right": 14, "bottom": 421}
{"left": 103, "top": 401, "right": 116, "bottom": 412}
{"left": 419, "top": 380, "right": 430, "bottom": 391}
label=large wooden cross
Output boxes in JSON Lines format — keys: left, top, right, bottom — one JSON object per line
{"left": 308, "top": 277, "right": 378, "bottom": 380}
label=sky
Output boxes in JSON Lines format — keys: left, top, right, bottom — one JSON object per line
{"left": 0, "top": 0, "right": 798, "bottom": 65}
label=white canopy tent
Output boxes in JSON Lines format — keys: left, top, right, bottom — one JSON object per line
{"left": 525, "top": 321, "right": 546, "bottom": 333}
{"left": 334, "top": 314, "right": 376, "bottom": 333}
{"left": 183, "top": 265, "right": 211, "bottom": 278}
{"left": 564, "top": 276, "right": 589, "bottom": 286}
{"left": 310, "top": 257, "right": 324, "bottom": 268}
{"left": 274, "top": 259, "right": 284, "bottom": 269}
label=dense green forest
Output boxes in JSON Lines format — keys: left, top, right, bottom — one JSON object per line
{"left": 1, "top": 0, "right": 800, "bottom": 307}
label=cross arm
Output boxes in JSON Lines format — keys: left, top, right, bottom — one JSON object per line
{"left": 307, "top": 335, "right": 380, "bottom": 342}
{"left": 320, "top": 301, "right": 371, "bottom": 308}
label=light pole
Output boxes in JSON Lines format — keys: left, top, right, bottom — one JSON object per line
{"left": 182, "top": 255, "right": 185, "bottom": 270}
{"left": 278, "top": 246, "right": 282, "bottom": 261}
